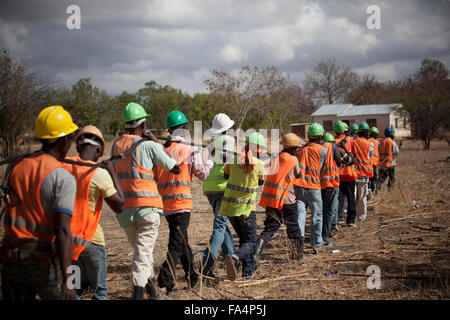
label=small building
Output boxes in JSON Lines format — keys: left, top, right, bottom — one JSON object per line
{"left": 311, "top": 103, "right": 411, "bottom": 137}
{"left": 290, "top": 123, "right": 311, "bottom": 139}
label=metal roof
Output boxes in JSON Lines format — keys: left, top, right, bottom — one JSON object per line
{"left": 311, "top": 104, "right": 353, "bottom": 116}
{"left": 339, "top": 104, "right": 402, "bottom": 116}
{"left": 312, "top": 103, "right": 402, "bottom": 117}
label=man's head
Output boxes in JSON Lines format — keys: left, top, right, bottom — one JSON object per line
{"left": 357, "top": 122, "right": 370, "bottom": 138}
{"left": 281, "top": 133, "right": 301, "bottom": 155}
{"left": 166, "top": 110, "right": 189, "bottom": 135}
{"left": 333, "top": 121, "right": 346, "bottom": 136}
{"left": 384, "top": 127, "right": 394, "bottom": 138}
{"left": 210, "top": 113, "right": 235, "bottom": 135}
{"left": 34, "top": 106, "right": 78, "bottom": 160}
{"left": 307, "top": 123, "right": 325, "bottom": 143}
{"left": 75, "top": 125, "right": 105, "bottom": 162}
{"left": 369, "top": 126, "right": 379, "bottom": 139}
{"left": 246, "top": 132, "right": 266, "bottom": 157}
{"left": 323, "top": 133, "right": 335, "bottom": 144}
{"left": 122, "top": 102, "right": 148, "bottom": 136}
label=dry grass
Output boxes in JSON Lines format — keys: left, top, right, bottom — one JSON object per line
{"left": 1, "top": 138, "right": 449, "bottom": 300}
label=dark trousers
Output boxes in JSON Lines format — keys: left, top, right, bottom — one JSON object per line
{"left": 369, "top": 166, "right": 378, "bottom": 192}
{"left": 1, "top": 262, "right": 61, "bottom": 300}
{"left": 260, "top": 203, "right": 302, "bottom": 242}
{"left": 228, "top": 211, "right": 257, "bottom": 277}
{"left": 339, "top": 180, "right": 357, "bottom": 224}
{"left": 157, "top": 212, "right": 197, "bottom": 291}
{"left": 378, "top": 167, "right": 395, "bottom": 189}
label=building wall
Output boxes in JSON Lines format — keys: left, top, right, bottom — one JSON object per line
{"left": 312, "top": 113, "right": 411, "bottom": 137}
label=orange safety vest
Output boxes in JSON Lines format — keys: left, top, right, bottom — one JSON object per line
{"left": 156, "top": 142, "right": 193, "bottom": 213}
{"left": 259, "top": 152, "right": 298, "bottom": 210}
{"left": 379, "top": 138, "right": 394, "bottom": 168}
{"left": 320, "top": 142, "right": 340, "bottom": 189}
{"left": 294, "top": 142, "right": 323, "bottom": 190}
{"left": 353, "top": 137, "right": 374, "bottom": 178}
{"left": 112, "top": 134, "right": 163, "bottom": 209}
{"left": 3, "top": 153, "right": 63, "bottom": 242}
{"left": 62, "top": 156, "right": 103, "bottom": 261}
{"left": 335, "top": 135, "right": 358, "bottom": 182}
{"left": 368, "top": 137, "right": 380, "bottom": 167}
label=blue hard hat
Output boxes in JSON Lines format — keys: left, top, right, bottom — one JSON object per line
{"left": 384, "top": 127, "right": 393, "bottom": 137}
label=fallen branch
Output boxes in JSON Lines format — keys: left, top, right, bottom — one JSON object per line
{"left": 237, "top": 272, "right": 309, "bottom": 288}
{"left": 379, "top": 210, "right": 449, "bottom": 227}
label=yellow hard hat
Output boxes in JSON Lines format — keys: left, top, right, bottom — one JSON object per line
{"left": 34, "top": 106, "right": 78, "bottom": 140}
{"left": 75, "top": 125, "right": 105, "bottom": 156}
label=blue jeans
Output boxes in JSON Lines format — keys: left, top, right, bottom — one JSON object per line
{"left": 294, "top": 186, "right": 323, "bottom": 248}
{"left": 202, "top": 193, "right": 235, "bottom": 273}
{"left": 73, "top": 243, "right": 108, "bottom": 300}
{"left": 321, "top": 187, "right": 339, "bottom": 245}
{"left": 228, "top": 211, "right": 257, "bottom": 278}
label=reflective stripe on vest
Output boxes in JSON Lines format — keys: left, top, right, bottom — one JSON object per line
{"left": 259, "top": 152, "right": 298, "bottom": 210}
{"left": 353, "top": 138, "right": 374, "bottom": 178}
{"left": 379, "top": 138, "right": 394, "bottom": 168}
{"left": 320, "top": 142, "right": 340, "bottom": 189}
{"left": 4, "top": 153, "right": 62, "bottom": 242}
{"left": 62, "top": 156, "right": 103, "bottom": 260}
{"left": 335, "top": 136, "right": 358, "bottom": 181}
{"left": 368, "top": 138, "right": 380, "bottom": 167}
{"left": 156, "top": 142, "right": 193, "bottom": 212}
{"left": 113, "top": 135, "right": 163, "bottom": 209}
{"left": 220, "top": 156, "right": 263, "bottom": 218}
{"left": 295, "top": 143, "right": 323, "bottom": 190}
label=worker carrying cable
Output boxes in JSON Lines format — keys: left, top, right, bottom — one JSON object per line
{"left": 200, "top": 113, "right": 236, "bottom": 279}
{"left": 377, "top": 127, "right": 400, "bottom": 191}
{"left": 111, "top": 102, "right": 181, "bottom": 300}
{"left": 221, "top": 132, "right": 266, "bottom": 281}
{"left": 0, "top": 106, "right": 78, "bottom": 300}
{"left": 254, "top": 133, "right": 304, "bottom": 265}
{"left": 156, "top": 110, "right": 212, "bottom": 295}
{"left": 352, "top": 122, "right": 375, "bottom": 223}
{"left": 62, "top": 125, "right": 125, "bottom": 300}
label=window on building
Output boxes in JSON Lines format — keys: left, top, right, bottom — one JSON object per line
{"left": 395, "top": 118, "right": 398, "bottom": 129}
{"left": 366, "top": 119, "right": 377, "bottom": 128}
{"left": 404, "top": 118, "right": 407, "bottom": 128}
{"left": 341, "top": 120, "right": 350, "bottom": 126}
{"left": 323, "top": 120, "right": 333, "bottom": 131}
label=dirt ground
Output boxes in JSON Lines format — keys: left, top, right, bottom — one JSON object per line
{"left": 1, "top": 138, "right": 449, "bottom": 300}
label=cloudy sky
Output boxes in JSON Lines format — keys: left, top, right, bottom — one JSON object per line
{"left": 1, "top": 0, "right": 449, "bottom": 95}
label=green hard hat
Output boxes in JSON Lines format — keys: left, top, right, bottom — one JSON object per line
{"left": 323, "top": 133, "right": 335, "bottom": 142}
{"left": 359, "top": 122, "right": 370, "bottom": 130}
{"left": 370, "top": 126, "right": 379, "bottom": 135}
{"left": 350, "top": 123, "right": 359, "bottom": 131}
{"left": 166, "top": 110, "right": 188, "bottom": 128}
{"left": 307, "top": 123, "right": 325, "bottom": 136}
{"left": 122, "top": 102, "right": 148, "bottom": 123}
{"left": 333, "top": 120, "right": 347, "bottom": 134}
{"left": 246, "top": 132, "right": 266, "bottom": 148}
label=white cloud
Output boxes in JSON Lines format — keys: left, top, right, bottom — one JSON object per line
{"left": 219, "top": 45, "right": 246, "bottom": 63}
{"left": 0, "top": 19, "right": 28, "bottom": 53}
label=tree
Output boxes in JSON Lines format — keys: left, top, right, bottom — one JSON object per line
{"left": 204, "top": 66, "right": 263, "bottom": 130}
{"left": 303, "top": 57, "right": 359, "bottom": 107}
{"left": 401, "top": 59, "right": 450, "bottom": 150}
{"left": 49, "top": 78, "right": 112, "bottom": 132}
{"left": 0, "top": 50, "right": 50, "bottom": 157}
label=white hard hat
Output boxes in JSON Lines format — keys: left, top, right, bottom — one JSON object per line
{"left": 210, "top": 113, "right": 235, "bottom": 134}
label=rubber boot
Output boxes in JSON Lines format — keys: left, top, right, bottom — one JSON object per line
{"left": 253, "top": 238, "right": 266, "bottom": 268}
{"left": 296, "top": 237, "right": 306, "bottom": 263}
{"left": 145, "top": 278, "right": 163, "bottom": 300}
{"left": 132, "top": 286, "right": 145, "bottom": 300}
